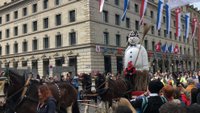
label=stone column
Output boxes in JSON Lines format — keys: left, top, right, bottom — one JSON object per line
{"left": 18, "top": 61, "right": 22, "bottom": 69}
{"left": 63, "top": 56, "right": 69, "bottom": 67}
{"left": 37, "top": 59, "right": 44, "bottom": 77}
{"left": 27, "top": 60, "right": 32, "bottom": 69}
{"left": 9, "top": 62, "right": 13, "bottom": 68}
{"left": 111, "top": 56, "right": 117, "bottom": 74}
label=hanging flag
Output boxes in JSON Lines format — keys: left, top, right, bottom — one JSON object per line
{"left": 174, "top": 44, "right": 179, "bottom": 54}
{"left": 192, "top": 18, "right": 198, "bottom": 39}
{"left": 99, "top": 0, "right": 105, "bottom": 12}
{"left": 166, "top": 3, "right": 171, "bottom": 36}
{"left": 168, "top": 43, "right": 174, "bottom": 53}
{"left": 121, "top": 0, "right": 130, "bottom": 21}
{"left": 140, "top": 0, "right": 148, "bottom": 25}
{"left": 156, "top": 0, "right": 164, "bottom": 30}
{"left": 175, "top": 8, "right": 181, "bottom": 38}
{"left": 161, "top": 43, "right": 168, "bottom": 53}
{"left": 168, "top": 0, "right": 200, "bottom": 9}
{"left": 184, "top": 13, "right": 190, "bottom": 39}
{"left": 155, "top": 41, "right": 161, "bottom": 52}
{"left": 96, "top": 45, "right": 101, "bottom": 52}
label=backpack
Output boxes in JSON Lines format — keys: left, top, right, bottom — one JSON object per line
{"left": 136, "top": 96, "right": 167, "bottom": 113}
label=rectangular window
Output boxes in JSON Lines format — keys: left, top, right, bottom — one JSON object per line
{"left": 158, "top": 29, "right": 161, "bottom": 36}
{"left": 56, "top": 34, "right": 62, "bottom": 47}
{"left": 23, "top": 24, "right": 27, "bottom": 34}
{"left": 43, "top": 0, "right": 48, "bottom": 9}
{"left": 33, "top": 39, "right": 38, "bottom": 50}
{"left": 23, "top": 41, "right": 28, "bottom": 52}
{"left": 151, "top": 26, "right": 154, "bottom": 34}
{"left": 0, "top": 46, "right": 2, "bottom": 55}
{"left": 152, "top": 41, "right": 155, "bottom": 51}
{"left": 0, "top": 31, "right": 2, "bottom": 39}
{"left": 69, "top": 32, "right": 76, "bottom": 45}
{"left": 32, "top": 4, "right": 37, "bottom": 13}
{"left": 114, "top": 0, "right": 119, "bottom": 6}
{"left": 56, "top": 14, "right": 61, "bottom": 26}
{"left": 103, "top": 10, "right": 108, "bottom": 23}
{"left": 6, "top": 29, "right": 10, "bottom": 38}
{"left": 126, "top": 17, "right": 130, "bottom": 28}
{"left": 6, "top": 45, "right": 10, "bottom": 55}
{"left": 55, "top": 0, "right": 60, "bottom": 5}
{"left": 14, "top": 11, "right": 18, "bottom": 19}
{"left": 115, "top": 14, "right": 120, "bottom": 25}
{"left": 43, "top": 18, "right": 49, "bottom": 29}
{"left": 135, "top": 4, "right": 139, "bottom": 13}
{"left": 22, "top": 61, "right": 27, "bottom": 67}
{"left": 14, "top": 26, "right": 18, "bottom": 36}
{"left": 150, "top": 11, "right": 154, "bottom": 18}
{"left": 14, "top": 43, "right": 18, "bottom": 53}
{"left": 163, "top": 16, "right": 166, "bottom": 23}
{"left": 116, "top": 34, "right": 121, "bottom": 46}
{"left": 69, "top": 10, "right": 76, "bottom": 22}
{"left": 104, "top": 32, "right": 109, "bottom": 45}
{"left": 144, "top": 40, "right": 148, "bottom": 50}
{"left": 43, "top": 37, "right": 49, "bottom": 49}
{"left": 23, "top": 7, "right": 27, "bottom": 16}
{"left": 170, "top": 31, "right": 172, "bottom": 39}
{"left": 6, "top": 14, "right": 10, "bottom": 22}
{"left": 135, "top": 21, "right": 139, "bottom": 31}
{"left": 0, "top": 17, "right": 2, "bottom": 24}
{"left": 32, "top": 21, "right": 37, "bottom": 31}
{"left": 164, "top": 30, "right": 167, "bottom": 37}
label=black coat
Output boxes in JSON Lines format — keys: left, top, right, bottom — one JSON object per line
{"left": 37, "top": 97, "right": 56, "bottom": 113}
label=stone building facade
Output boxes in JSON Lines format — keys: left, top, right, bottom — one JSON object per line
{"left": 0, "top": 0, "right": 199, "bottom": 76}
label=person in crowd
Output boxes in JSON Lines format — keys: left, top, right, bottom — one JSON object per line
{"left": 177, "top": 82, "right": 190, "bottom": 106}
{"left": 131, "top": 79, "right": 167, "bottom": 113}
{"left": 186, "top": 103, "right": 200, "bottom": 113}
{"left": 37, "top": 84, "right": 56, "bottom": 113}
{"left": 114, "top": 105, "right": 132, "bottom": 113}
{"left": 162, "top": 85, "right": 175, "bottom": 102}
{"left": 186, "top": 78, "right": 196, "bottom": 93}
{"left": 191, "top": 88, "right": 199, "bottom": 104}
{"left": 159, "top": 102, "right": 187, "bottom": 113}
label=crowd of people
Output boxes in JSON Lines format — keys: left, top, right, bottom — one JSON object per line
{"left": 34, "top": 70, "right": 200, "bottom": 113}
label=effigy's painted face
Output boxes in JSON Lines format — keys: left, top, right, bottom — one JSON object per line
{"left": 128, "top": 36, "right": 140, "bottom": 45}
{"left": 128, "top": 31, "right": 140, "bottom": 45}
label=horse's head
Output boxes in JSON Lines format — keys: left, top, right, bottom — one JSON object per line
{"left": 95, "top": 73, "right": 106, "bottom": 91}
{"left": 80, "top": 73, "right": 92, "bottom": 93}
{"left": 0, "top": 69, "right": 26, "bottom": 113}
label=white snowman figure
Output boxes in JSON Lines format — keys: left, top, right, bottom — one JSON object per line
{"left": 124, "top": 31, "right": 149, "bottom": 71}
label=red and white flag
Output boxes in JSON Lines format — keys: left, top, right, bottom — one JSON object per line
{"left": 99, "top": 0, "right": 105, "bottom": 12}
{"left": 140, "top": 0, "right": 148, "bottom": 25}
{"left": 155, "top": 42, "right": 161, "bottom": 52}
{"left": 191, "top": 18, "right": 198, "bottom": 39}
{"left": 175, "top": 8, "right": 181, "bottom": 38}
{"left": 174, "top": 44, "right": 179, "bottom": 54}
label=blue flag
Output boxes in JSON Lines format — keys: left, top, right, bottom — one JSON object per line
{"left": 121, "top": 0, "right": 130, "bottom": 21}
{"left": 168, "top": 44, "right": 174, "bottom": 53}
{"left": 162, "top": 43, "right": 168, "bottom": 53}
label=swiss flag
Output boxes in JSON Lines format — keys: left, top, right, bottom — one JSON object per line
{"left": 174, "top": 44, "right": 179, "bottom": 54}
{"left": 155, "top": 42, "right": 161, "bottom": 52}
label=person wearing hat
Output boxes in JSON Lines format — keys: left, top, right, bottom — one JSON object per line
{"left": 131, "top": 79, "right": 167, "bottom": 113}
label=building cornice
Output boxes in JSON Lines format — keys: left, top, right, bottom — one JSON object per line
{"left": 0, "top": 0, "right": 24, "bottom": 11}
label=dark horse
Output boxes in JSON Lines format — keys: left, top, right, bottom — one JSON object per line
{"left": 1, "top": 69, "right": 79, "bottom": 113}
{"left": 79, "top": 73, "right": 98, "bottom": 113}
{"left": 94, "top": 73, "right": 131, "bottom": 109}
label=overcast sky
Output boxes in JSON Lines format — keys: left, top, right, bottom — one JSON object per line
{"left": 192, "top": 2, "right": 200, "bottom": 10}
